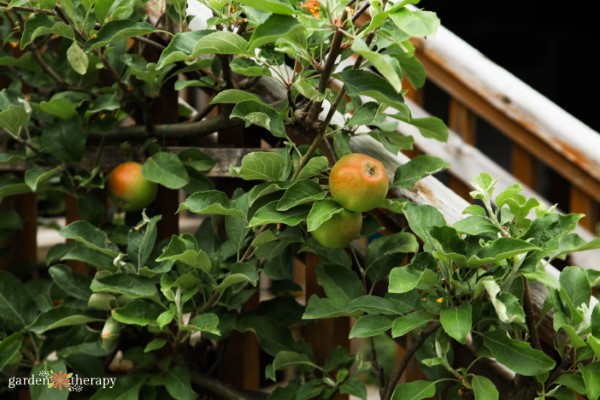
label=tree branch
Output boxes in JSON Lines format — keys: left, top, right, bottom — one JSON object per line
{"left": 190, "top": 372, "right": 268, "bottom": 400}
{"left": 383, "top": 321, "right": 441, "bottom": 400}
{"left": 92, "top": 115, "right": 243, "bottom": 141}
{"left": 0, "top": 1, "right": 54, "bottom": 14}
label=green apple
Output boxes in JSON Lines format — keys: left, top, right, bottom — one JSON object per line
{"left": 107, "top": 162, "right": 157, "bottom": 212}
{"left": 311, "top": 208, "right": 362, "bottom": 248}
{"left": 329, "top": 153, "right": 389, "bottom": 212}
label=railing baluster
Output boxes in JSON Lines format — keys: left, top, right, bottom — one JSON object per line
{"left": 448, "top": 98, "right": 477, "bottom": 200}
{"left": 511, "top": 144, "right": 537, "bottom": 190}
{"left": 570, "top": 186, "right": 599, "bottom": 231}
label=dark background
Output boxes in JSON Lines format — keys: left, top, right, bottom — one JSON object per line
{"left": 421, "top": 1, "right": 599, "bottom": 131}
{"left": 418, "top": 2, "right": 599, "bottom": 207}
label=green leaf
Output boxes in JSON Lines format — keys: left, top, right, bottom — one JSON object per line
{"left": 249, "top": 201, "right": 309, "bottom": 227}
{"left": 482, "top": 330, "right": 555, "bottom": 376}
{"left": 230, "top": 57, "right": 271, "bottom": 76}
{"left": 389, "top": 258, "right": 437, "bottom": 294}
{"left": 157, "top": 237, "right": 211, "bottom": 272}
{"left": 85, "top": 20, "right": 156, "bottom": 51}
{"left": 560, "top": 266, "right": 591, "bottom": 308}
{"left": 48, "top": 264, "right": 92, "bottom": 301}
{"left": 352, "top": 38, "right": 403, "bottom": 92}
{"left": 90, "top": 273, "right": 158, "bottom": 299}
{"left": 391, "top": 380, "right": 436, "bottom": 400}
{"left": 347, "top": 102, "right": 380, "bottom": 126}
{"left": 297, "top": 156, "right": 329, "bottom": 180}
{"left": 0, "top": 104, "right": 29, "bottom": 136}
{"left": 249, "top": 14, "right": 305, "bottom": 50}
{"left": 340, "top": 377, "right": 367, "bottom": 400}
{"left": 482, "top": 280, "right": 526, "bottom": 324}
{"left": 276, "top": 180, "right": 326, "bottom": 211}
{"left": 440, "top": 303, "right": 472, "bottom": 344}
{"left": 318, "top": 264, "right": 363, "bottom": 303}
{"left": 144, "top": 338, "right": 167, "bottom": 353}
{"left": 186, "top": 313, "right": 220, "bottom": 335}
{"left": 453, "top": 216, "right": 499, "bottom": 236}
{"left": 394, "top": 155, "right": 449, "bottom": 188}
{"left": 59, "top": 220, "right": 119, "bottom": 257}
{"left": 20, "top": 14, "right": 73, "bottom": 49}
{"left": 402, "top": 202, "right": 446, "bottom": 246}
{"left": 0, "top": 175, "right": 30, "bottom": 202}
{"left": 0, "top": 271, "right": 36, "bottom": 331}
{"left": 164, "top": 366, "right": 197, "bottom": 400}
{"left": 303, "top": 296, "right": 349, "bottom": 319}
{"left": 293, "top": 75, "right": 324, "bottom": 101}
{"left": 191, "top": 31, "right": 249, "bottom": 56}
{"left": 231, "top": 100, "right": 286, "bottom": 137}
{"left": 395, "top": 50, "right": 427, "bottom": 89}
{"left": 411, "top": 117, "right": 448, "bottom": 142}
{"left": 0, "top": 332, "right": 23, "bottom": 371}
{"left": 26, "top": 306, "right": 99, "bottom": 334}
{"left": 306, "top": 199, "right": 343, "bottom": 232}
{"left": 210, "top": 89, "right": 263, "bottom": 105}
{"left": 471, "top": 375, "right": 499, "bottom": 400}
{"left": 236, "top": 0, "right": 296, "bottom": 15}
{"left": 272, "top": 350, "right": 318, "bottom": 371}
{"left": 65, "top": 41, "right": 88, "bottom": 75}
{"left": 127, "top": 214, "right": 161, "bottom": 270}
{"left": 216, "top": 263, "right": 259, "bottom": 292}
{"left": 178, "top": 190, "right": 244, "bottom": 218}
{"left": 31, "top": 360, "right": 70, "bottom": 400}
{"left": 142, "top": 152, "right": 190, "bottom": 189}
{"left": 392, "top": 311, "right": 434, "bottom": 337}
{"left": 156, "top": 30, "right": 211, "bottom": 69}
{"left": 41, "top": 117, "right": 86, "bottom": 163}
{"left": 111, "top": 299, "right": 164, "bottom": 326}
{"left": 389, "top": 8, "right": 440, "bottom": 37}
{"left": 346, "top": 295, "right": 400, "bottom": 315}
{"left": 178, "top": 148, "right": 216, "bottom": 173}
{"left": 337, "top": 69, "right": 406, "bottom": 112}
{"left": 580, "top": 362, "right": 600, "bottom": 400}
{"left": 157, "top": 307, "right": 176, "bottom": 329}
{"left": 349, "top": 315, "right": 392, "bottom": 338}
{"left": 233, "top": 151, "right": 289, "bottom": 181}
{"left": 365, "top": 232, "right": 419, "bottom": 283}
{"left": 554, "top": 374, "right": 586, "bottom": 395}
{"left": 24, "top": 166, "right": 62, "bottom": 192}
{"left": 38, "top": 97, "right": 78, "bottom": 120}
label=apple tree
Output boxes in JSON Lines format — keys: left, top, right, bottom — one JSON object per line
{"left": 1, "top": 1, "right": 600, "bottom": 399}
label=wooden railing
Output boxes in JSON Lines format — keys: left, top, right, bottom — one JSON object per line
{"left": 409, "top": 25, "right": 600, "bottom": 236}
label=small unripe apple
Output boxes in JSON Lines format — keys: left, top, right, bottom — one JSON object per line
{"left": 311, "top": 209, "right": 362, "bottom": 248}
{"left": 329, "top": 153, "right": 389, "bottom": 212}
{"left": 107, "top": 162, "right": 157, "bottom": 212}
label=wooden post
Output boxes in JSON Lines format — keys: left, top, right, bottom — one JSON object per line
{"left": 448, "top": 98, "right": 477, "bottom": 200}
{"left": 301, "top": 252, "right": 350, "bottom": 400}
{"left": 0, "top": 192, "right": 37, "bottom": 271}
{"left": 570, "top": 186, "right": 599, "bottom": 231}
{"left": 511, "top": 144, "right": 537, "bottom": 190}
{"left": 218, "top": 287, "right": 261, "bottom": 391}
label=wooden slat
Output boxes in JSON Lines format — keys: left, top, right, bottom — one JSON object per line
{"left": 402, "top": 99, "right": 600, "bottom": 268}
{"left": 570, "top": 186, "right": 599, "bottom": 231}
{"left": 511, "top": 144, "right": 537, "bottom": 189}
{"left": 448, "top": 98, "right": 476, "bottom": 145}
{"left": 414, "top": 31, "right": 600, "bottom": 203}
{"left": 301, "top": 252, "right": 350, "bottom": 400}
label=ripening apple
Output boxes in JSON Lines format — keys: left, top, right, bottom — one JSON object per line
{"left": 311, "top": 208, "right": 362, "bottom": 248}
{"left": 329, "top": 153, "right": 389, "bottom": 212}
{"left": 107, "top": 162, "right": 157, "bottom": 212}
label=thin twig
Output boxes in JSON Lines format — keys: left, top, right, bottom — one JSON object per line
{"left": 0, "top": 2, "right": 53, "bottom": 14}
{"left": 352, "top": 1, "right": 371, "bottom": 23}
{"left": 307, "top": 9, "right": 349, "bottom": 122}
{"left": 132, "top": 35, "right": 165, "bottom": 50}
{"left": 383, "top": 321, "right": 441, "bottom": 400}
